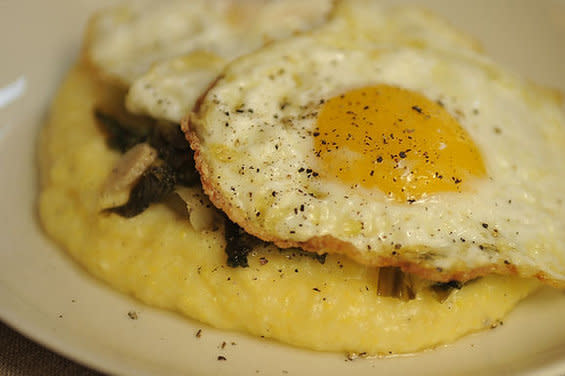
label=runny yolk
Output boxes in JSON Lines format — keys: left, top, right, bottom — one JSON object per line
{"left": 314, "top": 85, "right": 486, "bottom": 202}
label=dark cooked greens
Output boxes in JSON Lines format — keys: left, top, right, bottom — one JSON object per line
{"left": 223, "top": 217, "right": 257, "bottom": 268}
{"left": 95, "top": 109, "right": 148, "bottom": 152}
{"left": 106, "top": 164, "right": 176, "bottom": 218}
{"left": 95, "top": 109, "right": 199, "bottom": 215}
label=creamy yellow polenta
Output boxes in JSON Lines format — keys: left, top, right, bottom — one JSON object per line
{"left": 38, "top": 63, "right": 539, "bottom": 355}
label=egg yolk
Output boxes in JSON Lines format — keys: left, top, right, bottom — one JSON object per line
{"left": 314, "top": 85, "right": 486, "bottom": 202}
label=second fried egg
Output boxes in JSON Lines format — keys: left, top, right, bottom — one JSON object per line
{"left": 124, "top": 0, "right": 483, "bottom": 123}
{"left": 85, "top": 0, "right": 333, "bottom": 89}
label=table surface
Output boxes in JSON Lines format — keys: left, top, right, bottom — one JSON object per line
{"left": 0, "top": 321, "right": 103, "bottom": 376}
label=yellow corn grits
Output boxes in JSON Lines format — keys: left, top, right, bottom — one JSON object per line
{"left": 38, "top": 63, "right": 540, "bottom": 355}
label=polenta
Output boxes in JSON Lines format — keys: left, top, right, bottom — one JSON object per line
{"left": 37, "top": 63, "right": 539, "bottom": 355}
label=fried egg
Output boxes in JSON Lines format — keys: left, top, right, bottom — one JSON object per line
{"left": 186, "top": 0, "right": 565, "bottom": 286}
{"left": 84, "top": 0, "right": 333, "bottom": 90}
{"left": 124, "top": 0, "right": 484, "bottom": 124}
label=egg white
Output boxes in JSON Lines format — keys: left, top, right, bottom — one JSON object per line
{"left": 85, "top": 0, "right": 333, "bottom": 89}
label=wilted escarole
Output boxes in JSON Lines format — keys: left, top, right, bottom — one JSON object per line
{"left": 95, "top": 106, "right": 201, "bottom": 217}
{"left": 376, "top": 267, "right": 416, "bottom": 301}
{"left": 376, "top": 267, "right": 466, "bottom": 303}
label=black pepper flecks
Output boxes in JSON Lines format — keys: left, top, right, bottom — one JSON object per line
{"left": 411, "top": 105, "right": 423, "bottom": 114}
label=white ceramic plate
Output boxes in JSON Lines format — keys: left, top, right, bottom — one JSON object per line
{"left": 2, "top": 1, "right": 565, "bottom": 375}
